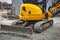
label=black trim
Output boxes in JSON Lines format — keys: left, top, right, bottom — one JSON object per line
{"left": 42, "top": 0, "right": 46, "bottom": 13}
{"left": 45, "top": 13, "right": 48, "bottom": 19}
{"left": 22, "top": 6, "right": 26, "bottom": 12}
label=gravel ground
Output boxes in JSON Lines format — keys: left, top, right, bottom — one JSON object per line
{"left": 0, "top": 17, "right": 60, "bottom": 40}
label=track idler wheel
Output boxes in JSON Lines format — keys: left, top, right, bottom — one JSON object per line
{"left": 34, "top": 22, "right": 44, "bottom": 33}
{"left": 50, "top": 20, "right": 53, "bottom": 25}
{"left": 34, "top": 25, "right": 44, "bottom": 33}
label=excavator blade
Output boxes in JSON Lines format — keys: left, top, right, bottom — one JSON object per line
{"left": 0, "top": 24, "right": 33, "bottom": 36}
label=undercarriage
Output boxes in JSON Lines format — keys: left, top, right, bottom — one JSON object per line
{"left": 0, "top": 16, "right": 53, "bottom": 35}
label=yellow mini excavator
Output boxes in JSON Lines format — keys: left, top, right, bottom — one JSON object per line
{"left": 18, "top": 0, "right": 60, "bottom": 33}
{"left": 0, "top": 0, "right": 60, "bottom": 35}
{"left": 18, "top": 0, "right": 54, "bottom": 33}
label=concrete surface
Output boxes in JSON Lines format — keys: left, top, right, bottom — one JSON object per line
{"left": 0, "top": 17, "right": 60, "bottom": 40}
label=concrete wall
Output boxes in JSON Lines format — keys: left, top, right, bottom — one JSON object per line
{"left": 12, "top": 0, "right": 23, "bottom": 15}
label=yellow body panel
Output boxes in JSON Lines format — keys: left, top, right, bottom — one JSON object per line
{"left": 19, "top": 4, "right": 53, "bottom": 21}
{"left": 19, "top": 4, "right": 45, "bottom": 20}
{"left": 47, "top": 11, "right": 53, "bottom": 18}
